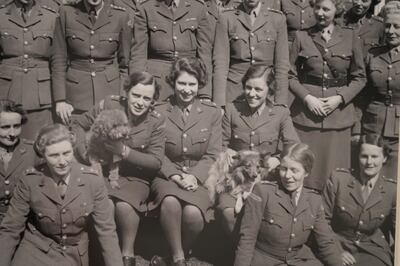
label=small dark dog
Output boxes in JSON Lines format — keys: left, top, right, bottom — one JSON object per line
{"left": 87, "top": 109, "right": 130, "bottom": 183}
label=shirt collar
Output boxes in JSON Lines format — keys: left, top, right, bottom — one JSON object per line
{"left": 84, "top": 0, "right": 104, "bottom": 15}
{"left": 54, "top": 174, "right": 71, "bottom": 186}
{"left": 243, "top": 1, "right": 261, "bottom": 16}
{"left": 322, "top": 23, "right": 334, "bottom": 35}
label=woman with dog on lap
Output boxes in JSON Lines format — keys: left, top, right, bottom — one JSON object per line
{"left": 217, "top": 65, "right": 300, "bottom": 238}
{"left": 234, "top": 142, "right": 342, "bottom": 266}
{"left": 148, "top": 57, "right": 222, "bottom": 266}
{"left": 71, "top": 72, "right": 167, "bottom": 266}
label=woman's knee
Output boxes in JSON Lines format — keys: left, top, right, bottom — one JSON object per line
{"left": 182, "top": 205, "right": 204, "bottom": 226}
{"left": 160, "top": 196, "right": 182, "bottom": 215}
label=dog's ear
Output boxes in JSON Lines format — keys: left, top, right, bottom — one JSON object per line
{"left": 232, "top": 154, "right": 240, "bottom": 161}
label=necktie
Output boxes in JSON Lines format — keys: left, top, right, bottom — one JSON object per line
{"left": 361, "top": 182, "right": 371, "bottom": 203}
{"left": 89, "top": 7, "right": 97, "bottom": 25}
{"left": 321, "top": 29, "right": 331, "bottom": 43}
{"left": 250, "top": 10, "right": 256, "bottom": 26}
{"left": 57, "top": 180, "right": 68, "bottom": 199}
{"left": 21, "top": 7, "right": 27, "bottom": 23}
{"left": 0, "top": 151, "right": 12, "bottom": 172}
{"left": 291, "top": 190, "right": 298, "bottom": 206}
{"left": 171, "top": 0, "right": 178, "bottom": 12}
{"left": 182, "top": 108, "right": 189, "bottom": 123}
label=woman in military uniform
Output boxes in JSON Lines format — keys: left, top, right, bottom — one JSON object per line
{"left": 216, "top": 65, "right": 299, "bottom": 236}
{"left": 323, "top": 134, "right": 396, "bottom": 266}
{"left": 149, "top": 57, "right": 222, "bottom": 266}
{"left": 234, "top": 142, "right": 342, "bottom": 266}
{"left": 71, "top": 72, "right": 166, "bottom": 266}
{"left": 0, "top": 0, "right": 58, "bottom": 139}
{"left": 130, "top": 0, "right": 213, "bottom": 101}
{"left": 0, "top": 124, "right": 123, "bottom": 266}
{"left": 52, "top": 0, "right": 132, "bottom": 125}
{"left": 0, "top": 100, "right": 36, "bottom": 223}
{"left": 289, "top": 0, "right": 366, "bottom": 191}
{"left": 362, "top": 0, "right": 400, "bottom": 179}
{"left": 213, "top": 0, "right": 289, "bottom": 107}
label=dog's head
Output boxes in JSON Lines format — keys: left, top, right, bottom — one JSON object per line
{"left": 91, "top": 109, "right": 130, "bottom": 140}
{"left": 232, "top": 150, "right": 261, "bottom": 182}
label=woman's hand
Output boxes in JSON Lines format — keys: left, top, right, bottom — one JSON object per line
{"left": 109, "top": 180, "right": 120, "bottom": 189}
{"left": 304, "top": 95, "right": 327, "bottom": 117}
{"left": 320, "top": 95, "right": 343, "bottom": 115}
{"left": 341, "top": 251, "right": 356, "bottom": 266}
{"left": 56, "top": 101, "right": 74, "bottom": 125}
{"left": 104, "top": 140, "right": 128, "bottom": 158}
{"left": 181, "top": 173, "right": 198, "bottom": 191}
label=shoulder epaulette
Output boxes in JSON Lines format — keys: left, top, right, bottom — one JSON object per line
{"left": 110, "top": 3, "right": 126, "bottom": 10}
{"left": 137, "top": 0, "right": 150, "bottom": 5}
{"left": 0, "top": 0, "right": 12, "bottom": 8}
{"left": 247, "top": 192, "right": 262, "bottom": 202}
{"left": 80, "top": 166, "right": 99, "bottom": 175}
{"left": 22, "top": 138, "right": 34, "bottom": 145}
{"left": 260, "top": 180, "right": 277, "bottom": 185}
{"left": 335, "top": 167, "right": 351, "bottom": 173}
{"left": 199, "top": 99, "right": 217, "bottom": 107}
{"left": 273, "top": 103, "right": 288, "bottom": 108}
{"left": 110, "top": 95, "right": 126, "bottom": 101}
{"left": 371, "top": 14, "right": 383, "bottom": 22}
{"left": 154, "top": 100, "right": 169, "bottom": 106}
{"left": 24, "top": 167, "right": 40, "bottom": 175}
{"left": 151, "top": 109, "right": 162, "bottom": 118}
{"left": 41, "top": 4, "right": 57, "bottom": 13}
{"left": 383, "top": 176, "right": 397, "bottom": 184}
{"left": 222, "top": 6, "right": 235, "bottom": 11}
{"left": 193, "top": 0, "right": 205, "bottom": 4}
{"left": 307, "top": 188, "right": 321, "bottom": 194}
{"left": 267, "top": 7, "right": 283, "bottom": 15}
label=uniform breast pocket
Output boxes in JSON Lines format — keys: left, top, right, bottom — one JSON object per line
{"left": 127, "top": 133, "right": 150, "bottom": 151}
{"left": 99, "top": 32, "right": 120, "bottom": 55}
{"left": 180, "top": 20, "right": 198, "bottom": 48}
{"left": 32, "top": 207, "right": 57, "bottom": 234}
{"left": 261, "top": 211, "right": 283, "bottom": 230}
{"left": 229, "top": 32, "right": 248, "bottom": 56}
{"left": 32, "top": 30, "right": 54, "bottom": 49}
{"left": 369, "top": 208, "right": 388, "bottom": 227}
{"left": 66, "top": 29, "right": 86, "bottom": 52}
{"left": 231, "top": 131, "right": 250, "bottom": 149}
{"left": 302, "top": 213, "right": 316, "bottom": 232}
{"left": 0, "top": 29, "right": 19, "bottom": 52}
{"left": 334, "top": 200, "right": 356, "bottom": 221}
{"left": 71, "top": 202, "right": 93, "bottom": 227}
{"left": 331, "top": 52, "right": 352, "bottom": 67}
{"left": 191, "top": 131, "right": 210, "bottom": 155}
{"left": 148, "top": 23, "right": 168, "bottom": 43}
{"left": 259, "top": 135, "right": 278, "bottom": 154}
{"left": 298, "top": 50, "right": 319, "bottom": 65}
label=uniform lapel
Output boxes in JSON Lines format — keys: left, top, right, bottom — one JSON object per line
{"left": 253, "top": 105, "right": 273, "bottom": 130}
{"left": 252, "top": 10, "right": 269, "bottom": 32}
{"left": 348, "top": 178, "right": 364, "bottom": 206}
{"left": 326, "top": 26, "right": 343, "bottom": 48}
{"left": 155, "top": 0, "right": 174, "bottom": 21}
{"left": 174, "top": 0, "right": 191, "bottom": 21}
{"left": 236, "top": 6, "right": 252, "bottom": 31}
{"left": 168, "top": 103, "right": 185, "bottom": 131}
{"left": 294, "top": 189, "right": 309, "bottom": 216}
{"left": 6, "top": 143, "right": 27, "bottom": 177}
{"left": 93, "top": 2, "right": 112, "bottom": 30}
{"left": 75, "top": 2, "right": 93, "bottom": 30}
{"left": 206, "top": 0, "right": 219, "bottom": 20}
{"left": 62, "top": 165, "right": 85, "bottom": 207}
{"left": 364, "top": 176, "right": 385, "bottom": 210}
{"left": 183, "top": 99, "right": 203, "bottom": 132}
{"left": 309, "top": 27, "right": 326, "bottom": 49}
{"left": 276, "top": 185, "right": 294, "bottom": 214}
{"left": 237, "top": 101, "right": 255, "bottom": 129}
{"left": 39, "top": 170, "right": 63, "bottom": 205}
{"left": 7, "top": 3, "right": 26, "bottom": 28}
{"left": 378, "top": 51, "right": 391, "bottom": 65}
{"left": 23, "top": 4, "right": 42, "bottom": 28}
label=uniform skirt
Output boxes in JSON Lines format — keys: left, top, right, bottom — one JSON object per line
{"left": 215, "top": 192, "right": 236, "bottom": 211}
{"left": 106, "top": 176, "right": 150, "bottom": 213}
{"left": 295, "top": 124, "right": 351, "bottom": 191}
{"left": 148, "top": 177, "right": 213, "bottom": 222}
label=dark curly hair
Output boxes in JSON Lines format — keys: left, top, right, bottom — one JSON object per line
{"left": 166, "top": 57, "right": 208, "bottom": 89}
{"left": 0, "top": 99, "right": 27, "bottom": 124}
{"left": 123, "top": 71, "right": 160, "bottom": 101}
{"left": 34, "top": 124, "right": 76, "bottom": 158}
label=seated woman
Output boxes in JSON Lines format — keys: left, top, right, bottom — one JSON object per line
{"left": 71, "top": 72, "right": 166, "bottom": 266}
{"left": 323, "top": 134, "right": 396, "bottom": 266}
{"left": 148, "top": 57, "right": 222, "bottom": 266}
{"left": 0, "top": 100, "right": 36, "bottom": 223}
{"left": 217, "top": 65, "right": 299, "bottom": 236}
{"left": 0, "top": 124, "right": 123, "bottom": 266}
{"left": 234, "top": 142, "right": 342, "bottom": 266}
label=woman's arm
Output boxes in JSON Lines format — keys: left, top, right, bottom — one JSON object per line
{"left": 129, "top": 4, "right": 148, "bottom": 73}
{"left": 0, "top": 177, "right": 31, "bottom": 266}
{"left": 234, "top": 184, "right": 267, "bottom": 266}
{"left": 273, "top": 13, "right": 289, "bottom": 105}
{"left": 117, "top": 12, "right": 133, "bottom": 87}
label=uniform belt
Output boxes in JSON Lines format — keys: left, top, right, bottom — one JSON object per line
{"left": 301, "top": 74, "right": 348, "bottom": 88}
{"left": 287, "top": 30, "right": 299, "bottom": 42}
{"left": 48, "top": 234, "right": 81, "bottom": 246}
{"left": 149, "top": 50, "right": 196, "bottom": 61}
{"left": 69, "top": 59, "right": 116, "bottom": 71}
{"left": 1, "top": 57, "right": 49, "bottom": 68}
{"left": 255, "top": 243, "right": 302, "bottom": 259}
{"left": 339, "top": 230, "right": 378, "bottom": 243}
{"left": 374, "top": 93, "right": 400, "bottom": 105}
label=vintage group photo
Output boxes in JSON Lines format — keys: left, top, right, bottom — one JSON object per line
{"left": 0, "top": 0, "right": 398, "bottom": 264}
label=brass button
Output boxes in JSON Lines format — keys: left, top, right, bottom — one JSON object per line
{"left": 84, "top": 212, "right": 89, "bottom": 216}
{"left": 301, "top": 9, "right": 305, "bottom": 13}
{"left": 23, "top": 41, "right": 28, "bottom": 45}
{"left": 324, "top": 48, "right": 328, "bottom": 52}
{"left": 293, "top": 217, "right": 297, "bottom": 223}
{"left": 182, "top": 133, "right": 187, "bottom": 138}
{"left": 380, "top": 214, "right": 385, "bottom": 219}
{"left": 62, "top": 209, "right": 66, "bottom": 214}
{"left": 4, "top": 180, "right": 10, "bottom": 185}
{"left": 301, "top": 19, "right": 305, "bottom": 24}
{"left": 62, "top": 223, "right": 67, "bottom": 228}
{"left": 290, "top": 233, "right": 295, "bottom": 238}
{"left": 183, "top": 147, "right": 188, "bottom": 153}
{"left": 323, "top": 61, "right": 327, "bottom": 65}
{"left": 62, "top": 245, "right": 67, "bottom": 251}
{"left": 90, "top": 58, "right": 95, "bottom": 64}
{"left": 23, "top": 28, "right": 28, "bottom": 32}
{"left": 359, "top": 220, "right": 363, "bottom": 225}
{"left": 340, "top": 206, "right": 345, "bottom": 211}
{"left": 62, "top": 235, "right": 67, "bottom": 240}
{"left": 287, "top": 247, "right": 292, "bottom": 252}
{"left": 251, "top": 59, "right": 255, "bottom": 64}
{"left": 250, "top": 143, "right": 254, "bottom": 147}
{"left": 250, "top": 131, "right": 255, "bottom": 136}
{"left": 140, "top": 145, "right": 145, "bottom": 149}
{"left": 388, "top": 65, "right": 392, "bottom": 69}
{"left": 23, "top": 54, "right": 28, "bottom": 59}
{"left": 387, "top": 76, "right": 392, "bottom": 81}
{"left": 269, "top": 218, "right": 274, "bottom": 223}
{"left": 38, "top": 212, "right": 43, "bottom": 217}
{"left": 250, "top": 32, "right": 254, "bottom": 37}
{"left": 182, "top": 166, "right": 188, "bottom": 171}
{"left": 4, "top": 190, "right": 10, "bottom": 196}
{"left": 355, "top": 240, "right": 360, "bottom": 245}
{"left": 173, "top": 21, "right": 177, "bottom": 25}
{"left": 250, "top": 46, "right": 255, "bottom": 51}
{"left": 388, "top": 90, "right": 393, "bottom": 94}
{"left": 23, "top": 68, "right": 28, "bottom": 73}
{"left": 4, "top": 199, "right": 9, "bottom": 205}
{"left": 390, "top": 103, "right": 393, "bottom": 107}
{"left": 173, "top": 36, "right": 177, "bottom": 40}
{"left": 323, "top": 73, "right": 328, "bottom": 78}
{"left": 91, "top": 72, "right": 96, "bottom": 77}
{"left": 90, "top": 30, "right": 95, "bottom": 35}
{"left": 322, "top": 87, "right": 327, "bottom": 91}
{"left": 90, "top": 45, "right": 94, "bottom": 50}
{"left": 108, "top": 37, "right": 113, "bottom": 41}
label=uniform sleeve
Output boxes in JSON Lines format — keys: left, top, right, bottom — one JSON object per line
{"left": 273, "top": 13, "right": 289, "bottom": 105}
{"left": 212, "top": 13, "right": 230, "bottom": 106}
{"left": 0, "top": 177, "right": 31, "bottom": 266}
{"left": 129, "top": 4, "right": 148, "bottom": 73}
{"left": 90, "top": 176, "right": 123, "bottom": 266}
{"left": 322, "top": 173, "right": 338, "bottom": 224}
{"left": 336, "top": 30, "right": 366, "bottom": 104}
{"left": 279, "top": 107, "right": 300, "bottom": 145}
{"left": 118, "top": 12, "right": 133, "bottom": 89}
{"left": 222, "top": 103, "right": 232, "bottom": 148}
{"left": 160, "top": 153, "right": 183, "bottom": 179}
{"left": 288, "top": 32, "right": 311, "bottom": 101}
{"left": 188, "top": 107, "right": 222, "bottom": 183}
{"left": 234, "top": 184, "right": 267, "bottom": 266}
{"left": 197, "top": 5, "right": 213, "bottom": 99}
{"left": 123, "top": 115, "right": 166, "bottom": 172}
{"left": 51, "top": 8, "right": 68, "bottom": 103}
{"left": 312, "top": 197, "right": 343, "bottom": 266}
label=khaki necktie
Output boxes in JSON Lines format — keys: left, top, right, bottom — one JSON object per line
{"left": 250, "top": 10, "right": 257, "bottom": 26}
{"left": 21, "top": 7, "right": 28, "bottom": 23}
{"left": 182, "top": 108, "right": 189, "bottom": 123}
{"left": 291, "top": 190, "right": 298, "bottom": 206}
{"left": 89, "top": 7, "right": 97, "bottom": 25}
{"left": 321, "top": 29, "right": 331, "bottom": 43}
{"left": 171, "top": 0, "right": 178, "bottom": 12}
{"left": 361, "top": 182, "right": 371, "bottom": 203}
{"left": 57, "top": 180, "right": 68, "bottom": 199}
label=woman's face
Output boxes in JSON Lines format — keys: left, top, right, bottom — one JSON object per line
{"left": 127, "top": 83, "right": 156, "bottom": 117}
{"left": 0, "top": 112, "right": 22, "bottom": 147}
{"left": 44, "top": 140, "right": 74, "bottom": 180}
{"left": 385, "top": 14, "right": 400, "bottom": 48}
{"left": 314, "top": 0, "right": 337, "bottom": 27}
{"left": 359, "top": 143, "right": 386, "bottom": 178}
{"left": 85, "top": 0, "right": 103, "bottom": 7}
{"left": 244, "top": 77, "right": 269, "bottom": 110}
{"left": 175, "top": 71, "right": 199, "bottom": 106}
{"left": 279, "top": 156, "right": 308, "bottom": 192}
{"left": 351, "top": 0, "right": 371, "bottom": 16}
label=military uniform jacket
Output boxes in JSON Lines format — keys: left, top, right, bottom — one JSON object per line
{"left": 156, "top": 98, "right": 222, "bottom": 183}
{"left": 289, "top": 25, "right": 366, "bottom": 129}
{"left": 337, "top": 12, "right": 384, "bottom": 56}
{"left": 52, "top": 0, "right": 132, "bottom": 111}
{"left": 222, "top": 100, "right": 299, "bottom": 154}
{"left": 0, "top": 2, "right": 58, "bottom": 111}
{"left": 234, "top": 182, "right": 342, "bottom": 266}
{"left": 280, "top": 0, "right": 316, "bottom": 42}
{"left": 0, "top": 163, "right": 123, "bottom": 266}
{"left": 213, "top": 2, "right": 289, "bottom": 106}
{"left": 72, "top": 95, "right": 166, "bottom": 183}
{"left": 363, "top": 45, "right": 400, "bottom": 138}
{"left": 323, "top": 169, "right": 396, "bottom": 266}
{"left": 0, "top": 139, "right": 36, "bottom": 223}
{"left": 130, "top": 0, "right": 213, "bottom": 98}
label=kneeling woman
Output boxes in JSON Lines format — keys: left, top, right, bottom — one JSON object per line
{"left": 71, "top": 72, "right": 166, "bottom": 266}
{"left": 149, "top": 57, "right": 222, "bottom": 266}
{"left": 234, "top": 143, "right": 341, "bottom": 266}
{"left": 0, "top": 124, "right": 123, "bottom": 266}
{"left": 323, "top": 134, "right": 396, "bottom": 266}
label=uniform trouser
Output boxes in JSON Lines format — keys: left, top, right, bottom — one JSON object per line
{"left": 382, "top": 137, "right": 398, "bottom": 179}
{"left": 21, "top": 108, "right": 52, "bottom": 140}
